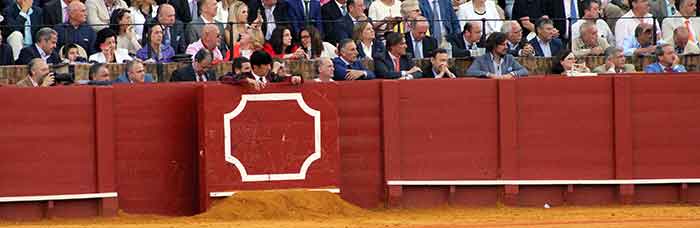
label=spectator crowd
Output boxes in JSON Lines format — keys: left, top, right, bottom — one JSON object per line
{"left": 0, "top": 0, "right": 698, "bottom": 87}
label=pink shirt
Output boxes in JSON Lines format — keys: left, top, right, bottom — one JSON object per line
{"left": 186, "top": 40, "right": 223, "bottom": 61}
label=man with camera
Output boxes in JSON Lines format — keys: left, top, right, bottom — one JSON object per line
{"left": 16, "top": 58, "right": 56, "bottom": 87}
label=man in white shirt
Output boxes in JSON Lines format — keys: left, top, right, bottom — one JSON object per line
{"left": 571, "top": 0, "right": 615, "bottom": 46}
{"left": 315, "top": 57, "right": 335, "bottom": 82}
{"left": 661, "top": 0, "right": 699, "bottom": 42}
{"left": 615, "top": 0, "right": 660, "bottom": 47}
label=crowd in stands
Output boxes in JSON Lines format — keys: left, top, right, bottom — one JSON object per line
{"left": 1, "top": 0, "right": 698, "bottom": 88}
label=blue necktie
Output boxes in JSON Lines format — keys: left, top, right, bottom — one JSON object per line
{"left": 432, "top": 0, "right": 442, "bottom": 42}
{"left": 570, "top": 0, "right": 578, "bottom": 25}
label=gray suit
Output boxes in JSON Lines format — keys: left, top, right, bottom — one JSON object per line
{"left": 651, "top": 0, "right": 671, "bottom": 23}
{"left": 591, "top": 64, "right": 637, "bottom": 73}
{"left": 187, "top": 17, "right": 227, "bottom": 51}
{"left": 466, "top": 53, "right": 529, "bottom": 77}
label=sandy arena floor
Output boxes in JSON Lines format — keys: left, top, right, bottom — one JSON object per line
{"left": 1, "top": 191, "right": 699, "bottom": 228}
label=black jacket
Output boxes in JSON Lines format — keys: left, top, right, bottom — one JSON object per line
{"left": 404, "top": 32, "right": 438, "bottom": 58}
{"left": 16, "top": 45, "right": 61, "bottom": 65}
{"left": 170, "top": 64, "right": 217, "bottom": 82}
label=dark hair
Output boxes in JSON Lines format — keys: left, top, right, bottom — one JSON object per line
{"left": 535, "top": 18, "right": 553, "bottom": 31}
{"left": 431, "top": 48, "right": 448, "bottom": 57}
{"left": 233, "top": 57, "right": 250, "bottom": 70}
{"left": 655, "top": 43, "right": 672, "bottom": 57}
{"left": 338, "top": 38, "right": 355, "bottom": 51}
{"left": 484, "top": 32, "right": 507, "bottom": 52}
{"left": 194, "top": 48, "right": 213, "bottom": 63}
{"left": 89, "top": 63, "right": 106, "bottom": 80}
{"left": 551, "top": 49, "right": 573, "bottom": 74}
{"left": 250, "top": 50, "right": 273, "bottom": 67}
{"left": 634, "top": 24, "right": 651, "bottom": 38}
{"left": 62, "top": 43, "right": 79, "bottom": 58}
{"left": 462, "top": 21, "right": 475, "bottom": 34}
{"left": 347, "top": 0, "right": 357, "bottom": 7}
{"left": 582, "top": 0, "right": 600, "bottom": 11}
{"left": 95, "top": 29, "right": 117, "bottom": 52}
{"left": 384, "top": 32, "right": 403, "bottom": 50}
{"left": 301, "top": 27, "right": 323, "bottom": 58}
{"left": 675, "top": 0, "right": 687, "bottom": 10}
{"left": 109, "top": 8, "right": 131, "bottom": 36}
{"left": 269, "top": 26, "right": 293, "bottom": 55}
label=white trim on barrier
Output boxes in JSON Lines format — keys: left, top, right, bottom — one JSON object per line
{"left": 0, "top": 192, "right": 118, "bottom": 203}
{"left": 209, "top": 188, "right": 341, "bottom": 197}
{"left": 387, "top": 179, "right": 700, "bottom": 186}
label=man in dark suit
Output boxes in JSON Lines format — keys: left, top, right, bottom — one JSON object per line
{"left": 286, "top": 0, "right": 323, "bottom": 37}
{"left": 3, "top": 0, "right": 43, "bottom": 51}
{"left": 16, "top": 28, "right": 61, "bottom": 65}
{"left": 54, "top": 1, "right": 97, "bottom": 55}
{"left": 247, "top": 0, "right": 290, "bottom": 40}
{"left": 169, "top": 0, "right": 195, "bottom": 23}
{"left": 502, "top": 20, "right": 535, "bottom": 57}
{"left": 329, "top": 0, "right": 366, "bottom": 45}
{"left": 171, "top": 49, "right": 217, "bottom": 82}
{"left": 220, "top": 50, "right": 302, "bottom": 90}
{"left": 332, "top": 39, "right": 375, "bottom": 81}
{"left": 548, "top": 0, "right": 580, "bottom": 43}
{"left": 405, "top": 16, "right": 438, "bottom": 59}
{"left": 144, "top": 4, "right": 188, "bottom": 54}
{"left": 43, "top": 0, "right": 70, "bottom": 27}
{"left": 511, "top": 0, "right": 548, "bottom": 35}
{"left": 467, "top": 32, "right": 529, "bottom": 78}
{"left": 374, "top": 32, "right": 423, "bottom": 79}
{"left": 321, "top": 0, "right": 346, "bottom": 44}
{"left": 529, "top": 18, "right": 564, "bottom": 57}
{"left": 446, "top": 21, "right": 482, "bottom": 58}
{"left": 421, "top": 48, "right": 456, "bottom": 78}
{"left": 418, "top": 0, "right": 460, "bottom": 44}
{"left": 0, "top": 33, "right": 14, "bottom": 65}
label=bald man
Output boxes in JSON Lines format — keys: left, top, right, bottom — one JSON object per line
{"left": 186, "top": 24, "right": 224, "bottom": 61}
{"left": 145, "top": 4, "right": 188, "bottom": 54}
{"left": 315, "top": 57, "right": 335, "bottom": 82}
{"left": 54, "top": 1, "right": 97, "bottom": 54}
{"left": 404, "top": 16, "right": 439, "bottom": 59}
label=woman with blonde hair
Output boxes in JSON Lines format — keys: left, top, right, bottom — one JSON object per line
{"left": 224, "top": 1, "right": 255, "bottom": 48}
{"left": 352, "top": 21, "right": 385, "bottom": 60}
{"left": 399, "top": 0, "right": 422, "bottom": 33}
{"left": 225, "top": 26, "right": 265, "bottom": 60}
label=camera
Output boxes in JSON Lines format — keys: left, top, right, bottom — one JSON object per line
{"left": 50, "top": 71, "right": 75, "bottom": 85}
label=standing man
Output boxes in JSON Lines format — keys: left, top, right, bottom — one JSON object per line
{"left": 43, "top": 0, "right": 76, "bottom": 28}
{"left": 287, "top": 0, "right": 323, "bottom": 37}
{"left": 466, "top": 32, "right": 529, "bottom": 78}
{"left": 220, "top": 50, "right": 303, "bottom": 90}
{"left": 247, "top": 0, "right": 290, "bottom": 41}
{"left": 3, "top": 0, "right": 43, "bottom": 60}
{"left": 616, "top": 0, "right": 660, "bottom": 47}
{"left": 661, "top": 0, "right": 698, "bottom": 42}
{"left": 405, "top": 16, "right": 439, "bottom": 59}
{"left": 322, "top": 0, "right": 347, "bottom": 44}
{"left": 418, "top": 0, "right": 460, "bottom": 44}
{"left": 188, "top": 0, "right": 226, "bottom": 53}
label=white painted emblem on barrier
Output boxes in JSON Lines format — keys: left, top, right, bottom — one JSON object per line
{"left": 223, "top": 93, "right": 321, "bottom": 182}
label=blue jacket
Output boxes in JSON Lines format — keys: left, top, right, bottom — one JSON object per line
{"left": 466, "top": 52, "right": 529, "bottom": 77}
{"left": 374, "top": 51, "right": 422, "bottom": 79}
{"left": 332, "top": 56, "right": 375, "bottom": 81}
{"left": 643, "top": 62, "right": 687, "bottom": 73}
{"left": 113, "top": 73, "right": 156, "bottom": 83}
{"left": 418, "top": 0, "right": 460, "bottom": 39}
{"left": 286, "top": 0, "right": 323, "bottom": 36}
{"left": 529, "top": 37, "right": 564, "bottom": 57}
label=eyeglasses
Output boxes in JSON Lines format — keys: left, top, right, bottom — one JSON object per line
{"left": 301, "top": 35, "right": 311, "bottom": 39}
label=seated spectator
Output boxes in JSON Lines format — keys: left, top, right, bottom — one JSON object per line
{"left": 89, "top": 29, "right": 133, "bottom": 63}
{"left": 171, "top": 49, "right": 216, "bottom": 82}
{"left": 232, "top": 57, "right": 251, "bottom": 75}
{"left": 398, "top": 0, "right": 421, "bottom": 34}
{"left": 571, "top": 0, "right": 615, "bottom": 46}
{"left": 0, "top": 33, "right": 15, "bottom": 65}
{"left": 109, "top": 8, "right": 143, "bottom": 54}
{"left": 60, "top": 43, "right": 88, "bottom": 64}
{"left": 86, "top": 0, "right": 128, "bottom": 31}
{"left": 368, "top": 0, "right": 402, "bottom": 38}
{"left": 466, "top": 32, "right": 528, "bottom": 78}
{"left": 501, "top": 20, "right": 535, "bottom": 57}
{"left": 299, "top": 27, "right": 337, "bottom": 59}
{"left": 551, "top": 49, "right": 591, "bottom": 75}
{"left": 225, "top": 28, "right": 264, "bottom": 60}
{"left": 88, "top": 62, "right": 112, "bottom": 82}
{"left": 186, "top": 24, "right": 224, "bottom": 62}
{"left": 224, "top": 1, "right": 250, "bottom": 47}
{"left": 333, "top": 39, "right": 376, "bottom": 80}
{"left": 54, "top": 1, "right": 97, "bottom": 55}
{"left": 456, "top": 0, "right": 504, "bottom": 36}
{"left": 145, "top": 4, "right": 188, "bottom": 54}
{"left": 421, "top": 48, "right": 456, "bottom": 78}
{"left": 374, "top": 32, "right": 423, "bottom": 79}
{"left": 661, "top": 0, "right": 698, "bottom": 43}
{"left": 129, "top": 0, "right": 158, "bottom": 42}
{"left": 592, "top": 47, "right": 637, "bottom": 73}
{"left": 114, "top": 59, "right": 155, "bottom": 83}
{"left": 572, "top": 22, "right": 609, "bottom": 57}
{"left": 4, "top": 0, "right": 43, "bottom": 60}
{"left": 447, "top": 21, "right": 482, "bottom": 58}
{"left": 187, "top": 0, "right": 226, "bottom": 52}
{"left": 43, "top": 0, "right": 75, "bottom": 28}
{"left": 16, "top": 58, "right": 55, "bottom": 87}
{"left": 529, "top": 18, "right": 563, "bottom": 57}
{"left": 405, "top": 16, "right": 438, "bottom": 59}
{"left": 136, "top": 23, "right": 175, "bottom": 63}
{"left": 644, "top": 44, "right": 687, "bottom": 73}
{"left": 353, "top": 21, "right": 385, "bottom": 60}
{"left": 315, "top": 57, "right": 335, "bottom": 82}
{"left": 16, "top": 28, "right": 61, "bottom": 65}
{"left": 622, "top": 23, "right": 657, "bottom": 56}
{"left": 670, "top": 27, "right": 700, "bottom": 55}
{"left": 220, "top": 50, "right": 303, "bottom": 90}
{"left": 263, "top": 27, "right": 305, "bottom": 59}
{"left": 615, "top": 0, "right": 659, "bottom": 47}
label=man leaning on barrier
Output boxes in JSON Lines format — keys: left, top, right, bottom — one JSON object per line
{"left": 114, "top": 59, "right": 155, "bottom": 83}
{"left": 171, "top": 49, "right": 216, "bottom": 82}
{"left": 466, "top": 32, "right": 528, "bottom": 79}
{"left": 421, "top": 48, "right": 456, "bottom": 78}
{"left": 220, "top": 50, "right": 302, "bottom": 90}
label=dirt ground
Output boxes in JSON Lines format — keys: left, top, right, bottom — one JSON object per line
{"left": 2, "top": 191, "right": 699, "bottom": 228}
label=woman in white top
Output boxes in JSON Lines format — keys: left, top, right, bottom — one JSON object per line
{"left": 215, "top": 0, "right": 237, "bottom": 25}
{"left": 299, "top": 27, "right": 337, "bottom": 59}
{"left": 109, "top": 8, "right": 142, "bottom": 55}
{"left": 456, "top": 0, "right": 504, "bottom": 36}
{"left": 129, "top": 0, "right": 158, "bottom": 42}
{"left": 368, "top": 0, "right": 402, "bottom": 35}
{"left": 89, "top": 28, "right": 133, "bottom": 64}
{"left": 353, "top": 21, "right": 385, "bottom": 60}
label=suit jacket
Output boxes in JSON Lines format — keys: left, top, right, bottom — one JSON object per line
{"left": 418, "top": 0, "right": 460, "bottom": 38}
{"left": 187, "top": 17, "right": 228, "bottom": 53}
{"left": 85, "top": 0, "right": 128, "bottom": 31}
{"left": 15, "top": 77, "right": 37, "bottom": 87}
{"left": 651, "top": 0, "right": 670, "bottom": 23}
{"left": 446, "top": 32, "right": 481, "bottom": 58}
{"left": 16, "top": 45, "right": 61, "bottom": 65}
{"left": 374, "top": 52, "right": 423, "bottom": 79}
{"left": 113, "top": 73, "right": 155, "bottom": 83}
{"left": 466, "top": 52, "right": 529, "bottom": 77}
{"left": 286, "top": 0, "right": 323, "bottom": 36}
{"left": 219, "top": 71, "right": 298, "bottom": 85}
{"left": 0, "top": 44, "right": 14, "bottom": 66}
{"left": 511, "top": 0, "right": 548, "bottom": 34}
{"left": 506, "top": 41, "right": 527, "bottom": 56}
{"left": 592, "top": 64, "right": 636, "bottom": 73}
{"left": 145, "top": 18, "right": 188, "bottom": 54}
{"left": 170, "top": 0, "right": 195, "bottom": 23}
{"left": 572, "top": 37, "right": 609, "bottom": 57}
{"left": 405, "top": 32, "right": 439, "bottom": 58}
{"left": 2, "top": 5, "right": 43, "bottom": 42}
{"left": 247, "top": 0, "right": 290, "bottom": 38}
{"left": 332, "top": 56, "right": 375, "bottom": 81}
{"left": 644, "top": 62, "right": 687, "bottom": 73}
{"left": 321, "top": 1, "right": 343, "bottom": 44}
{"left": 170, "top": 64, "right": 217, "bottom": 82}
{"left": 327, "top": 14, "right": 356, "bottom": 45}
{"left": 420, "top": 63, "right": 458, "bottom": 78}
{"left": 356, "top": 39, "right": 385, "bottom": 60}
{"left": 529, "top": 37, "right": 564, "bottom": 57}
{"left": 43, "top": 0, "right": 64, "bottom": 27}
{"left": 548, "top": 0, "right": 581, "bottom": 40}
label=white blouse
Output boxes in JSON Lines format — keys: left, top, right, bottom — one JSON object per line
{"left": 368, "top": 0, "right": 402, "bottom": 30}
{"left": 129, "top": 5, "right": 158, "bottom": 42}
{"left": 456, "top": 1, "right": 503, "bottom": 36}
{"left": 89, "top": 48, "right": 133, "bottom": 63}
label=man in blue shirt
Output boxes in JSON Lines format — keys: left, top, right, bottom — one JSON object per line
{"left": 3, "top": 0, "right": 43, "bottom": 59}
{"left": 644, "top": 44, "right": 687, "bottom": 73}
{"left": 54, "top": 1, "right": 97, "bottom": 55}
{"left": 622, "top": 23, "right": 657, "bottom": 56}
{"left": 332, "top": 39, "right": 375, "bottom": 81}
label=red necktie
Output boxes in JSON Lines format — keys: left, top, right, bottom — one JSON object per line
{"left": 393, "top": 58, "right": 400, "bottom": 72}
{"left": 665, "top": 67, "right": 673, "bottom": 72}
